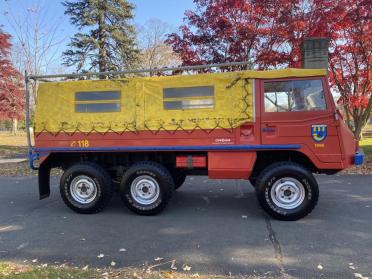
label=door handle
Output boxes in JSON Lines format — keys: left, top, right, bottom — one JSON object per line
{"left": 262, "top": 123, "right": 276, "bottom": 132}
{"left": 262, "top": 127, "right": 276, "bottom": 132}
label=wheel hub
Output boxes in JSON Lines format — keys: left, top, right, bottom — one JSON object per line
{"left": 70, "top": 175, "right": 98, "bottom": 204}
{"left": 270, "top": 177, "right": 305, "bottom": 210}
{"left": 131, "top": 175, "right": 160, "bottom": 205}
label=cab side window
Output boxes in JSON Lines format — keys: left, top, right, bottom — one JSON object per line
{"left": 264, "top": 79, "right": 326, "bottom": 112}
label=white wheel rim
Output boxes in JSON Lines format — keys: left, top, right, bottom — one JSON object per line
{"left": 70, "top": 175, "right": 98, "bottom": 204}
{"left": 130, "top": 175, "right": 160, "bottom": 205}
{"left": 270, "top": 177, "right": 305, "bottom": 210}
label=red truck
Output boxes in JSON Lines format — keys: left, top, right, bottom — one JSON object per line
{"left": 26, "top": 60, "right": 363, "bottom": 221}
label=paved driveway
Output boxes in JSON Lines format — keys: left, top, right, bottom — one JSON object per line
{"left": 0, "top": 175, "right": 371, "bottom": 278}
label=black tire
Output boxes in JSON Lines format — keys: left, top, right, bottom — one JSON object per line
{"left": 255, "top": 162, "right": 319, "bottom": 221}
{"left": 60, "top": 162, "right": 113, "bottom": 214}
{"left": 120, "top": 161, "right": 175, "bottom": 216}
{"left": 172, "top": 170, "right": 187, "bottom": 190}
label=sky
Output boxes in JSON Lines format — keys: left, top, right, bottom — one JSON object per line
{"left": 0, "top": 0, "right": 195, "bottom": 72}
{"left": 0, "top": 0, "right": 195, "bottom": 34}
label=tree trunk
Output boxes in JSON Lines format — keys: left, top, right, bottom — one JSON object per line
{"left": 98, "top": 9, "right": 107, "bottom": 75}
{"left": 12, "top": 118, "right": 18, "bottom": 135}
{"left": 352, "top": 112, "right": 369, "bottom": 140}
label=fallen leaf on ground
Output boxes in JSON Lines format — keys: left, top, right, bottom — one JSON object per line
{"left": 133, "top": 272, "right": 142, "bottom": 279}
{"left": 154, "top": 257, "right": 163, "bottom": 261}
{"left": 171, "top": 260, "right": 177, "bottom": 270}
{"left": 182, "top": 264, "right": 192, "bottom": 271}
{"left": 354, "top": 273, "right": 369, "bottom": 279}
{"left": 82, "top": 265, "right": 89, "bottom": 270}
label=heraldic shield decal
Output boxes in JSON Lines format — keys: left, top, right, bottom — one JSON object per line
{"left": 311, "top": 125, "right": 327, "bottom": 142}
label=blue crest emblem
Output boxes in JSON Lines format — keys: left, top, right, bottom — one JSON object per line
{"left": 311, "top": 125, "right": 327, "bottom": 142}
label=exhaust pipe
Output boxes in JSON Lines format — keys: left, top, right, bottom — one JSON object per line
{"left": 301, "top": 38, "right": 330, "bottom": 69}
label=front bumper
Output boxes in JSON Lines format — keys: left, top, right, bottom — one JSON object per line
{"left": 354, "top": 149, "right": 364, "bottom": 166}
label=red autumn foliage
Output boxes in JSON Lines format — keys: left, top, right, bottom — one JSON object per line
{"left": 328, "top": 0, "right": 371, "bottom": 138}
{"left": 167, "top": 0, "right": 371, "bottom": 138}
{"left": 0, "top": 30, "right": 24, "bottom": 122}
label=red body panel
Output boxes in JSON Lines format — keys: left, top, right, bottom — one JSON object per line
{"left": 337, "top": 116, "right": 357, "bottom": 168}
{"left": 35, "top": 129, "right": 238, "bottom": 149}
{"left": 208, "top": 151, "right": 256, "bottom": 179}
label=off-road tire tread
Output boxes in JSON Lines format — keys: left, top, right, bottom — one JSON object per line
{"left": 120, "top": 161, "right": 175, "bottom": 216}
{"left": 60, "top": 162, "right": 113, "bottom": 214}
{"left": 255, "top": 162, "right": 319, "bottom": 221}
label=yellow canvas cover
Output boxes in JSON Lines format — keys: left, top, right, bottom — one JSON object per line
{"left": 34, "top": 68, "right": 326, "bottom": 134}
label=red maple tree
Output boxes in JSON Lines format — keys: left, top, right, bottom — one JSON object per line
{"left": 167, "top": 0, "right": 371, "bottom": 139}
{"left": 0, "top": 30, "right": 24, "bottom": 134}
{"left": 166, "top": 0, "right": 275, "bottom": 70}
{"left": 328, "top": 0, "right": 371, "bottom": 139}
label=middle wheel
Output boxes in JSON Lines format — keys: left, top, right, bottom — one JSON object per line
{"left": 120, "top": 162, "right": 175, "bottom": 215}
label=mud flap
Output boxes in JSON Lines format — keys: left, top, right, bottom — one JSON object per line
{"left": 38, "top": 160, "right": 51, "bottom": 200}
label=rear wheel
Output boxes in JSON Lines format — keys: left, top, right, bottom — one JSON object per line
{"left": 60, "top": 162, "right": 113, "bottom": 214}
{"left": 255, "top": 162, "right": 319, "bottom": 221}
{"left": 120, "top": 162, "right": 175, "bottom": 215}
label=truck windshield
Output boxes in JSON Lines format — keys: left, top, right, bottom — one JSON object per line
{"left": 264, "top": 79, "right": 326, "bottom": 112}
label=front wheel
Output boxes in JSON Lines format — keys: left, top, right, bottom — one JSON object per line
{"left": 255, "top": 162, "right": 319, "bottom": 221}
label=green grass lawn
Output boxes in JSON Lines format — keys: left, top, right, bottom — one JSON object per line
{"left": 0, "top": 262, "right": 274, "bottom": 279}
{"left": 0, "top": 132, "right": 28, "bottom": 146}
{"left": 0, "top": 263, "right": 96, "bottom": 279}
{"left": 0, "top": 132, "right": 28, "bottom": 158}
{"left": 360, "top": 138, "right": 372, "bottom": 157}
{"left": 0, "top": 146, "right": 28, "bottom": 158}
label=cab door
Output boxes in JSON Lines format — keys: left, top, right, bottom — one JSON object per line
{"left": 259, "top": 77, "right": 342, "bottom": 163}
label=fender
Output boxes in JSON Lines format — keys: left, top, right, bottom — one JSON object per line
{"left": 38, "top": 158, "right": 51, "bottom": 200}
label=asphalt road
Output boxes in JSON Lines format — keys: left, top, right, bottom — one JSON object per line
{"left": 0, "top": 175, "right": 371, "bottom": 278}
